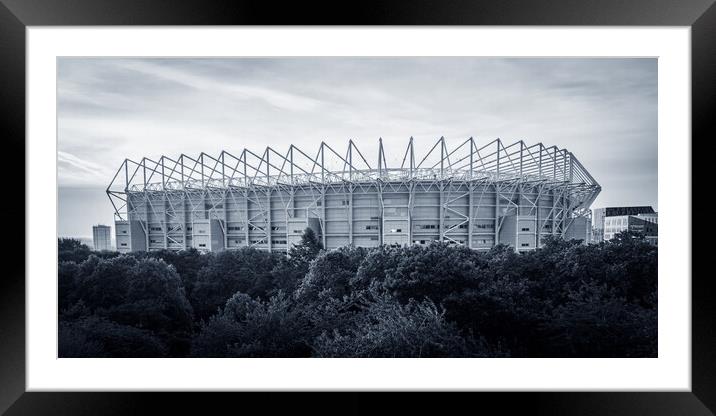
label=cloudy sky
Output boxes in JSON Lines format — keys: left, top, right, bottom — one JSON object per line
{"left": 58, "top": 57, "right": 657, "bottom": 238}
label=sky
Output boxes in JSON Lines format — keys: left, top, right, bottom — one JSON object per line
{"left": 57, "top": 57, "right": 657, "bottom": 239}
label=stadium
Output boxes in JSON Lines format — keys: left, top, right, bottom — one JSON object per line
{"left": 107, "top": 137, "right": 601, "bottom": 253}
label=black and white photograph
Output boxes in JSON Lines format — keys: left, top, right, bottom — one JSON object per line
{"left": 56, "top": 57, "right": 658, "bottom": 359}
{"left": 1, "top": 0, "right": 709, "bottom": 411}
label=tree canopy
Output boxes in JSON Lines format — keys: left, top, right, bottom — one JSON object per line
{"left": 58, "top": 230, "right": 657, "bottom": 358}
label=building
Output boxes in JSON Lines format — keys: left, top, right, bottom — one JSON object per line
{"left": 592, "top": 206, "right": 658, "bottom": 244}
{"left": 106, "top": 138, "right": 601, "bottom": 254}
{"left": 92, "top": 224, "right": 112, "bottom": 251}
{"left": 636, "top": 212, "right": 658, "bottom": 224}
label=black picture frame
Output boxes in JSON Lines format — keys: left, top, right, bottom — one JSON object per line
{"left": 0, "top": 0, "right": 710, "bottom": 414}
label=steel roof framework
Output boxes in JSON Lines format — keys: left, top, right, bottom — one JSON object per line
{"left": 107, "top": 137, "right": 601, "bottom": 251}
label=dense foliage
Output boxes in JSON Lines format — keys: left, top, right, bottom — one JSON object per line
{"left": 58, "top": 230, "right": 657, "bottom": 358}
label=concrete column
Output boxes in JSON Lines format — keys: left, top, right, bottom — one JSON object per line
{"left": 439, "top": 182, "right": 445, "bottom": 242}
{"left": 223, "top": 191, "right": 228, "bottom": 250}
{"left": 321, "top": 187, "right": 327, "bottom": 249}
{"left": 267, "top": 189, "right": 272, "bottom": 253}
{"left": 515, "top": 185, "right": 520, "bottom": 253}
{"left": 183, "top": 193, "right": 188, "bottom": 249}
{"left": 378, "top": 184, "right": 384, "bottom": 246}
{"left": 495, "top": 183, "right": 500, "bottom": 245}
{"left": 535, "top": 185, "right": 541, "bottom": 248}
{"left": 244, "top": 192, "right": 250, "bottom": 246}
{"left": 408, "top": 183, "right": 414, "bottom": 245}
{"left": 163, "top": 195, "right": 168, "bottom": 250}
{"left": 348, "top": 187, "right": 354, "bottom": 246}
{"left": 468, "top": 183, "right": 473, "bottom": 249}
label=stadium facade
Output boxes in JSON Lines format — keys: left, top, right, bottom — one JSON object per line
{"left": 107, "top": 138, "right": 601, "bottom": 254}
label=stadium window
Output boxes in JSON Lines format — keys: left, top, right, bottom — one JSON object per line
{"left": 521, "top": 227, "right": 530, "bottom": 231}
{"left": 120, "top": 243, "right": 127, "bottom": 246}
{"left": 198, "top": 243, "right": 206, "bottom": 247}
{"left": 521, "top": 243, "right": 529, "bottom": 247}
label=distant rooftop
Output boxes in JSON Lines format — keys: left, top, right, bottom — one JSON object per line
{"left": 595, "top": 206, "right": 655, "bottom": 217}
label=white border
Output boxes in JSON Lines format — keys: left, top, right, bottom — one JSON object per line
{"left": 27, "top": 27, "right": 691, "bottom": 391}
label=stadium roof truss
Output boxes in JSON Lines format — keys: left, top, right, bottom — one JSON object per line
{"left": 107, "top": 137, "right": 601, "bottom": 247}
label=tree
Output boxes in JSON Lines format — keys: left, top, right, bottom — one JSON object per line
{"left": 57, "top": 231, "right": 657, "bottom": 358}
{"left": 142, "top": 248, "right": 209, "bottom": 299}
{"left": 270, "top": 228, "right": 323, "bottom": 296}
{"left": 58, "top": 238, "right": 120, "bottom": 263}
{"left": 58, "top": 261, "right": 80, "bottom": 313}
{"left": 312, "top": 295, "right": 482, "bottom": 358}
{"left": 371, "top": 243, "right": 486, "bottom": 304}
{"left": 350, "top": 245, "right": 404, "bottom": 292}
{"left": 544, "top": 280, "right": 657, "bottom": 357}
{"left": 290, "top": 228, "right": 323, "bottom": 262}
{"left": 58, "top": 238, "right": 92, "bottom": 263}
{"left": 63, "top": 255, "right": 194, "bottom": 356}
{"left": 600, "top": 232, "right": 658, "bottom": 306}
{"left": 191, "top": 291, "right": 312, "bottom": 357}
{"left": 59, "top": 316, "right": 168, "bottom": 358}
{"left": 295, "top": 246, "right": 368, "bottom": 303}
{"left": 190, "top": 247, "right": 280, "bottom": 321}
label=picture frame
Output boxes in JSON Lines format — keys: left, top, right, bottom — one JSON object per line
{"left": 1, "top": 0, "right": 710, "bottom": 414}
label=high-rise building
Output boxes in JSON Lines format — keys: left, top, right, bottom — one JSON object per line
{"left": 107, "top": 138, "right": 600, "bottom": 253}
{"left": 592, "top": 206, "right": 658, "bottom": 244}
{"left": 92, "top": 224, "right": 112, "bottom": 251}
